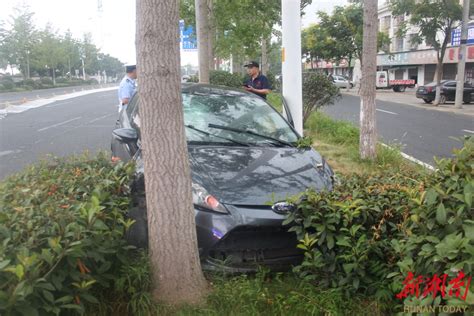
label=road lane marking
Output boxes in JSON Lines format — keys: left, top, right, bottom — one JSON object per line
{"left": 0, "top": 150, "right": 22, "bottom": 157}
{"left": 88, "top": 114, "right": 114, "bottom": 124}
{"left": 45, "top": 100, "right": 74, "bottom": 108}
{"left": 376, "top": 109, "right": 398, "bottom": 115}
{"left": 463, "top": 129, "right": 474, "bottom": 134}
{"left": 37, "top": 117, "right": 82, "bottom": 132}
{"left": 380, "top": 143, "right": 435, "bottom": 170}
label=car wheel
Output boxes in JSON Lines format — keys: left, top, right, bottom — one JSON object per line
{"left": 423, "top": 98, "right": 432, "bottom": 104}
{"left": 439, "top": 95, "right": 446, "bottom": 104}
{"left": 398, "top": 86, "right": 406, "bottom": 92}
{"left": 393, "top": 86, "right": 400, "bottom": 92}
{"left": 350, "top": 83, "right": 354, "bottom": 89}
{"left": 126, "top": 195, "right": 148, "bottom": 248}
{"left": 463, "top": 95, "right": 471, "bottom": 104}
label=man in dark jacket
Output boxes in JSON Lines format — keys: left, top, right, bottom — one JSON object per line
{"left": 243, "top": 61, "right": 271, "bottom": 100}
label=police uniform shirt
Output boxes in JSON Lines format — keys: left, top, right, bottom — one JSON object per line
{"left": 243, "top": 73, "right": 271, "bottom": 99}
{"left": 118, "top": 75, "right": 136, "bottom": 105}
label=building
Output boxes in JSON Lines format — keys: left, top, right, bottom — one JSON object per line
{"left": 377, "top": 0, "right": 474, "bottom": 85}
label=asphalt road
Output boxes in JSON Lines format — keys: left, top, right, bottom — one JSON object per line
{"left": 0, "top": 89, "right": 118, "bottom": 179}
{"left": 323, "top": 94, "right": 473, "bottom": 165}
{"left": 0, "top": 84, "right": 117, "bottom": 106}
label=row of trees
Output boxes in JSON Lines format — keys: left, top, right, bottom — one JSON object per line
{"left": 0, "top": 6, "right": 124, "bottom": 84}
{"left": 180, "top": 0, "right": 312, "bottom": 80}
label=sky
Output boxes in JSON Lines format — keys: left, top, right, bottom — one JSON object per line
{"left": 0, "top": 0, "right": 347, "bottom": 66}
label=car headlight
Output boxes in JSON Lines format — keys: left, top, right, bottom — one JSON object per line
{"left": 192, "top": 183, "right": 228, "bottom": 214}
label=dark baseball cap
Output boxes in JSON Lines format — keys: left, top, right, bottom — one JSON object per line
{"left": 244, "top": 61, "right": 259, "bottom": 68}
{"left": 126, "top": 65, "right": 136, "bottom": 73}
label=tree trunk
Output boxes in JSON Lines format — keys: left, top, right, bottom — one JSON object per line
{"left": 261, "top": 37, "right": 269, "bottom": 75}
{"left": 195, "top": 0, "right": 210, "bottom": 83}
{"left": 433, "top": 59, "right": 444, "bottom": 106}
{"left": 52, "top": 68, "right": 56, "bottom": 86}
{"left": 136, "top": 0, "right": 208, "bottom": 305}
{"left": 207, "top": 0, "right": 215, "bottom": 71}
{"left": 359, "top": 0, "right": 378, "bottom": 160}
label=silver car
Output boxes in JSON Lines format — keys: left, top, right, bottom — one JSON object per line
{"left": 333, "top": 75, "right": 353, "bottom": 89}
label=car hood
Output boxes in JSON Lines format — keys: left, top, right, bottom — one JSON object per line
{"left": 188, "top": 146, "right": 333, "bottom": 205}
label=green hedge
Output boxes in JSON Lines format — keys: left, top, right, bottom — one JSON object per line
{"left": 286, "top": 136, "right": 474, "bottom": 309}
{"left": 0, "top": 154, "right": 136, "bottom": 315}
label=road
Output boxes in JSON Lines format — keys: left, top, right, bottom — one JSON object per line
{"left": 0, "top": 90, "right": 472, "bottom": 179}
{"left": 0, "top": 84, "right": 116, "bottom": 106}
{"left": 0, "top": 89, "right": 118, "bottom": 179}
{"left": 323, "top": 94, "right": 473, "bottom": 165}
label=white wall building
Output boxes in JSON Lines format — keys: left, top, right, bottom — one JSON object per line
{"left": 377, "top": 0, "right": 474, "bottom": 85}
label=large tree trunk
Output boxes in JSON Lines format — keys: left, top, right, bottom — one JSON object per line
{"left": 359, "top": 0, "right": 378, "bottom": 160}
{"left": 136, "top": 0, "right": 208, "bottom": 305}
{"left": 195, "top": 0, "right": 210, "bottom": 83}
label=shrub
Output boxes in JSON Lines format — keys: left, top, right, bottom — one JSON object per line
{"left": 188, "top": 75, "right": 199, "bottom": 83}
{"left": 284, "top": 172, "right": 418, "bottom": 302}
{"left": 209, "top": 70, "right": 243, "bottom": 88}
{"left": 56, "top": 77, "right": 68, "bottom": 84}
{"left": 302, "top": 72, "right": 341, "bottom": 124}
{"left": 286, "top": 137, "right": 474, "bottom": 308}
{"left": 1, "top": 80, "right": 14, "bottom": 90}
{"left": 390, "top": 136, "right": 474, "bottom": 306}
{"left": 87, "top": 79, "right": 99, "bottom": 85}
{"left": 0, "top": 154, "right": 136, "bottom": 315}
{"left": 40, "top": 77, "right": 54, "bottom": 85}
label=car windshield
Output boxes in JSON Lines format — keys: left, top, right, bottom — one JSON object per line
{"left": 182, "top": 92, "right": 298, "bottom": 146}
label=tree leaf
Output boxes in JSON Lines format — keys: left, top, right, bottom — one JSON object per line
{"left": 436, "top": 203, "right": 446, "bottom": 224}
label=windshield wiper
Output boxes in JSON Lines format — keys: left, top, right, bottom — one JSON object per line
{"left": 185, "top": 124, "right": 250, "bottom": 147}
{"left": 207, "top": 123, "right": 294, "bottom": 147}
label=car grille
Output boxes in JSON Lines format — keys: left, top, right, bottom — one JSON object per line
{"left": 207, "top": 226, "right": 303, "bottom": 270}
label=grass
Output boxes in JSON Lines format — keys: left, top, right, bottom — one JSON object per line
{"left": 267, "top": 92, "right": 283, "bottom": 113}
{"left": 304, "top": 111, "right": 424, "bottom": 176}
{"left": 93, "top": 259, "right": 388, "bottom": 316}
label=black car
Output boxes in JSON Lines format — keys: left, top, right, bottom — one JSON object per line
{"left": 111, "top": 83, "right": 335, "bottom": 272}
{"left": 416, "top": 80, "right": 474, "bottom": 104}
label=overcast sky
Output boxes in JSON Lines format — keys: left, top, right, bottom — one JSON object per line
{"left": 1, "top": 0, "right": 347, "bottom": 66}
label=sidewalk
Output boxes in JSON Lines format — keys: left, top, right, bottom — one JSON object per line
{"left": 342, "top": 88, "right": 474, "bottom": 117}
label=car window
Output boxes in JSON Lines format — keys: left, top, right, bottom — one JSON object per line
{"left": 182, "top": 93, "right": 298, "bottom": 145}
{"left": 131, "top": 93, "right": 298, "bottom": 146}
{"left": 444, "top": 81, "right": 456, "bottom": 87}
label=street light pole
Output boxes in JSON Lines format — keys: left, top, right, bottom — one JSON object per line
{"left": 454, "top": 0, "right": 470, "bottom": 109}
{"left": 81, "top": 58, "right": 86, "bottom": 81}
{"left": 282, "top": 0, "right": 303, "bottom": 135}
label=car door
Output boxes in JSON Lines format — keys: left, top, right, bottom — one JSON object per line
{"left": 442, "top": 81, "right": 457, "bottom": 100}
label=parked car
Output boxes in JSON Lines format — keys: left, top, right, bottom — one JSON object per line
{"left": 416, "top": 80, "right": 474, "bottom": 104}
{"left": 332, "top": 75, "right": 353, "bottom": 89}
{"left": 111, "top": 83, "right": 336, "bottom": 272}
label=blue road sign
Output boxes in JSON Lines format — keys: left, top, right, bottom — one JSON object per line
{"left": 451, "top": 26, "right": 474, "bottom": 46}
{"left": 180, "top": 20, "right": 197, "bottom": 51}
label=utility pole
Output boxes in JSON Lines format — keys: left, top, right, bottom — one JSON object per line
{"left": 195, "top": 0, "right": 210, "bottom": 83}
{"left": 454, "top": 0, "right": 470, "bottom": 109}
{"left": 281, "top": 0, "right": 303, "bottom": 135}
{"left": 81, "top": 58, "right": 86, "bottom": 80}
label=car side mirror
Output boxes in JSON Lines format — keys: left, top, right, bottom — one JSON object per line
{"left": 113, "top": 128, "right": 138, "bottom": 144}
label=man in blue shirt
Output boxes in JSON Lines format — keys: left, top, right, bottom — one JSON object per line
{"left": 243, "top": 61, "right": 271, "bottom": 100}
{"left": 117, "top": 65, "right": 137, "bottom": 112}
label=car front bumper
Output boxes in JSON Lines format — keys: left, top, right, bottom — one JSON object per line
{"left": 195, "top": 204, "right": 303, "bottom": 273}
